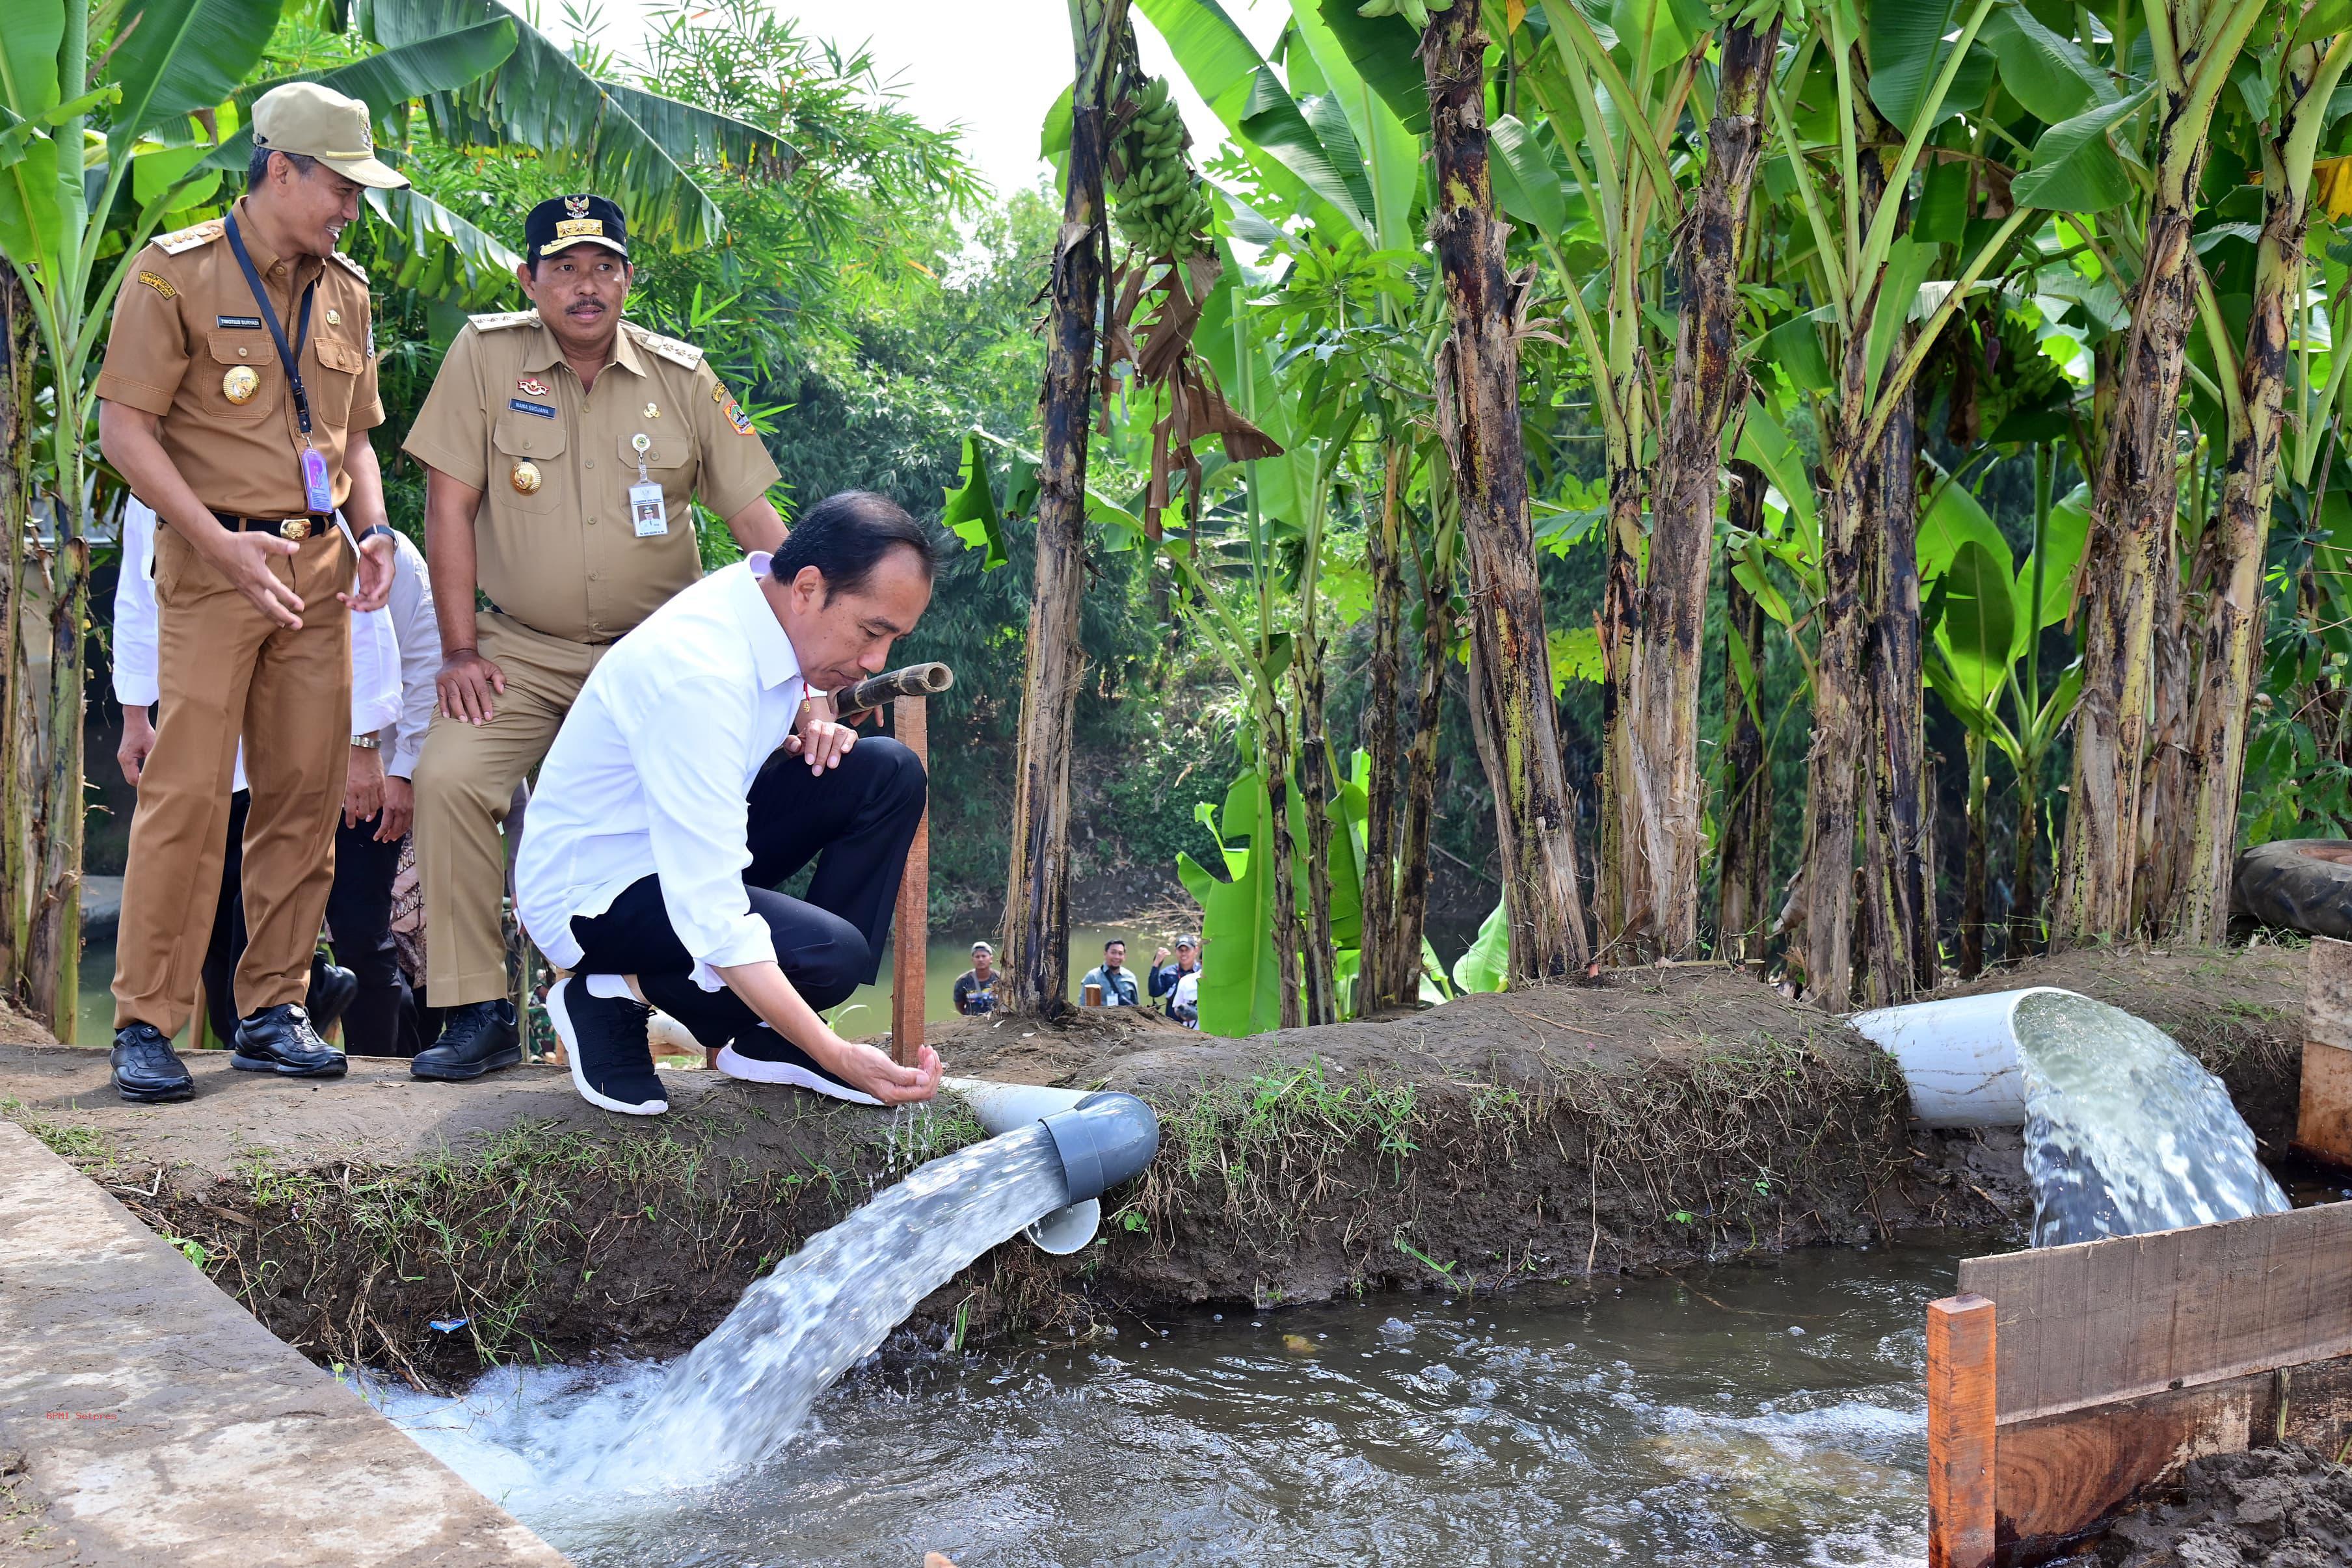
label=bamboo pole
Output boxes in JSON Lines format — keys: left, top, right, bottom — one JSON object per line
{"left": 892, "top": 694, "right": 929, "bottom": 1067}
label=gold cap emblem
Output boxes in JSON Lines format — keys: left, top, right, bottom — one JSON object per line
{"left": 511, "top": 460, "right": 543, "bottom": 495}
{"left": 565, "top": 194, "right": 591, "bottom": 217}
{"left": 222, "top": 365, "right": 260, "bottom": 405}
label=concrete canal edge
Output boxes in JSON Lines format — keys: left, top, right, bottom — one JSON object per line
{"left": 0, "top": 1119, "right": 567, "bottom": 1568}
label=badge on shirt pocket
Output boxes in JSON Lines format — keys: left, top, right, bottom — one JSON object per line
{"left": 629, "top": 480, "right": 668, "bottom": 537}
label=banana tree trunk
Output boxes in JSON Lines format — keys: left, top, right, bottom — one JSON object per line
{"left": 1001, "top": 0, "right": 1126, "bottom": 1017}
{"left": 1394, "top": 506, "right": 1456, "bottom": 1001}
{"left": 1426, "top": 0, "right": 1592, "bottom": 981}
{"left": 1634, "top": 15, "right": 1782, "bottom": 965}
{"left": 1262, "top": 699, "right": 1306, "bottom": 1031}
{"left": 1802, "top": 403, "right": 1872, "bottom": 1009}
{"left": 1959, "top": 732, "right": 1988, "bottom": 979}
{"left": 1360, "top": 444, "right": 1408, "bottom": 1011}
{"left": 1714, "top": 461, "right": 1773, "bottom": 962}
{"left": 1597, "top": 453, "right": 1646, "bottom": 959}
{"left": 1294, "top": 655, "right": 1339, "bottom": 1024}
{"left": 1860, "top": 343, "right": 1936, "bottom": 1002}
{"left": 2173, "top": 41, "right": 2341, "bottom": 942}
{"left": 2053, "top": 0, "right": 2263, "bottom": 944}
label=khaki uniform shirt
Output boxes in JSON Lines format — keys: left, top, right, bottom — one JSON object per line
{"left": 94, "top": 196, "right": 382, "bottom": 518}
{"left": 401, "top": 312, "right": 780, "bottom": 644}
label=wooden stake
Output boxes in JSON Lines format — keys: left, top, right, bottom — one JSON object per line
{"left": 1927, "top": 1292, "right": 1998, "bottom": 1568}
{"left": 890, "top": 694, "right": 929, "bottom": 1067}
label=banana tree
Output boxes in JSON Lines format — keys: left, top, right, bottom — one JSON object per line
{"left": 2051, "top": 0, "right": 2274, "bottom": 943}
{"left": 1919, "top": 468, "right": 2087, "bottom": 974}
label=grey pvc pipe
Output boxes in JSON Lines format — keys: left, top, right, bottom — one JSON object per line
{"left": 942, "top": 1076, "right": 1160, "bottom": 1255}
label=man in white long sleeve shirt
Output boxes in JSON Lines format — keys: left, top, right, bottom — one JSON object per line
{"left": 516, "top": 492, "right": 942, "bottom": 1113}
{"left": 114, "top": 498, "right": 431, "bottom": 1054}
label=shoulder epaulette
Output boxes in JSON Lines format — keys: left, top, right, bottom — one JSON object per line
{"left": 155, "top": 219, "right": 224, "bottom": 256}
{"left": 327, "top": 251, "right": 368, "bottom": 283}
{"left": 628, "top": 323, "right": 704, "bottom": 369}
{"left": 468, "top": 310, "right": 541, "bottom": 332}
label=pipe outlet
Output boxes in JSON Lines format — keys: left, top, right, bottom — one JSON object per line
{"left": 1038, "top": 1093, "right": 1160, "bottom": 1206}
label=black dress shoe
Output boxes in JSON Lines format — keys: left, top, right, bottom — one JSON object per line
{"left": 307, "top": 955, "right": 359, "bottom": 1038}
{"left": 230, "top": 1004, "right": 348, "bottom": 1077}
{"left": 546, "top": 978, "right": 666, "bottom": 1115}
{"left": 410, "top": 998, "right": 522, "bottom": 1082}
{"left": 111, "top": 1023, "right": 194, "bottom": 1104}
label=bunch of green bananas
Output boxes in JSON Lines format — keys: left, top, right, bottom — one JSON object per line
{"left": 1110, "top": 76, "right": 1211, "bottom": 257}
{"left": 1356, "top": 0, "right": 1453, "bottom": 27}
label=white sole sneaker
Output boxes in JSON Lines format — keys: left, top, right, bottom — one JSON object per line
{"left": 548, "top": 977, "right": 669, "bottom": 1116}
{"left": 714, "top": 1042, "right": 883, "bottom": 1106}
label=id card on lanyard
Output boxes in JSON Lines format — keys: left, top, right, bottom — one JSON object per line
{"left": 224, "top": 213, "right": 334, "bottom": 514}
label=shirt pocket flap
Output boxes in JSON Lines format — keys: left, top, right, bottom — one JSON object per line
{"left": 619, "top": 433, "right": 689, "bottom": 469}
{"left": 207, "top": 330, "right": 276, "bottom": 367}
{"left": 493, "top": 414, "right": 568, "bottom": 461}
{"left": 315, "top": 339, "right": 368, "bottom": 374}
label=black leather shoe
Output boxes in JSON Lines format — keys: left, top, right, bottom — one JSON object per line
{"left": 410, "top": 999, "right": 522, "bottom": 1082}
{"left": 111, "top": 1023, "right": 194, "bottom": 1104}
{"left": 546, "top": 978, "right": 666, "bottom": 1115}
{"left": 307, "top": 955, "right": 358, "bottom": 1038}
{"left": 230, "top": 1004, "right": 348, "bottom": 1077}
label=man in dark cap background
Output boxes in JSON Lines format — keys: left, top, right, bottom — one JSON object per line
{"left": 401, "top": 193, "right": 791, "bottom": 1082}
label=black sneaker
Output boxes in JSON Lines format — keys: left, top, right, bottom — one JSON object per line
{"left": 546, "top": 977, "right": 667, "bottom": 1115}
{"left": 409, "top": 999, "right": 522, "bottom": 1082}
{"left": 111, "top": 1022, "right": 194, "bottom": 1104}
{"left": 715, "top": 1030, "right": 880, "bottom": 1106}
{"left": 230, "top": 1004, "right": 348, "bottom": 1077}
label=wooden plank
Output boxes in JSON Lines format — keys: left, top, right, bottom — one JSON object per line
{"left": 2293, "top": 1040, "right": 2352, "bottom": 1168}
{"left": 1958, "top": 1203, "right": 2352, "bottom": 1422}
{"left": 2308, "top": 936, "right": 2352, "bottom": 1054}
{"left": 1927, "top": 1294, "right": 1997, "bottom": 1568}
{"left": 890, "top": 695, "right": 929, "bottom": 1067}
{"left": 1992, "top": 1352, "right": 2352, "bottom": 1561}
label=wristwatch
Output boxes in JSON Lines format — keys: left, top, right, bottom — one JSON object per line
{"left": 350, "top": 734, "right": 381, "bottom": 750}
{"left": 356, "top": 524, "right": 396, "bottom": 544}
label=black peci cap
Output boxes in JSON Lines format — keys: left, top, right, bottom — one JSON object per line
{"left": 524, "top": 193, "right": 628, "bottom": 265}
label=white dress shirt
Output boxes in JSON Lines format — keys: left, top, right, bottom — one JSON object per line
{"left": 379, "top": 531, "right": 438, "bottom": 782}
{"left": 113, "top": 499, "right": 406, "bottom": 789}
{"left": 516, "top": 555, "right": 805, "bottom": 990}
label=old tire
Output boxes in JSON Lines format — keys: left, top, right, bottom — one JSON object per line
{"left": 2234, "top": 839, "right": 2352, "bottom": 939}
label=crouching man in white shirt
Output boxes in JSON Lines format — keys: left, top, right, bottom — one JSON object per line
{"left": 515, "top": 491, "right": 943, "bottom": 1113}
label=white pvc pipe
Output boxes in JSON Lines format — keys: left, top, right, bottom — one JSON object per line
{"left": 941, "top": 1076, "right": 1102, "bottom": 1255}
{"left": 1847, "top": 987, "right": 2080, "bottom": 1128}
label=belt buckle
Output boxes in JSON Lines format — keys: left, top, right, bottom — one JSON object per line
{"left": 279, "top": 518, "right": 306, "bottom": 541}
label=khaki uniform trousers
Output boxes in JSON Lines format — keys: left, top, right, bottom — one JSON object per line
{"left": 114, "top": 525, "right": 352, "bottom": 1035}
{"left": 412, "top": 611, "right": 604, "bottom": 1007}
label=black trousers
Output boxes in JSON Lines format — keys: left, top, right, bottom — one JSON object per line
{"left": 567, "top": 736, "right": 926, "bottom": 1050}
{"left": 200, "top": 790, "right": 414, "bottom": 1056}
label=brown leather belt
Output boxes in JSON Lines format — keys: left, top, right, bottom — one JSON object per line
{"left": 211, "top": 511, "right": 334, "bottom": 541}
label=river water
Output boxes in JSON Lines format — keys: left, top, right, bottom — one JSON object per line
{"left": 368, "top": 1239, "right": 1966, "bottom": 1567}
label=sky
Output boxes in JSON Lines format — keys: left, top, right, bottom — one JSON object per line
{"left": 585, "top": 0, "right": 1289, "bottom": 204}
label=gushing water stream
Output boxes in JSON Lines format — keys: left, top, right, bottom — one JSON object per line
{"left": 589, "top": 1122, "right": 1071, "bottom": 1486}
{"left": 2011, "top": 990, "right": 2288, "bottom": 1246}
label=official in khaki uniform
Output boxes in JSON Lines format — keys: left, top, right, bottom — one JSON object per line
{"left": 403, "top": 193, "right": 786, "bottom": 1080}
{"left": 95, "top": 83, "right": 403, "bottom": 1103}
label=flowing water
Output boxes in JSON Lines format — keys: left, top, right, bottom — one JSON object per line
{"left": 368, "top": 1240, "right": 1965, "bottom": 1567}
{"left": 589, "top": 1123, "right": 1071, "bottom": 1486}
{"left": 2012, "top": 990, "right": 2289, "bottom": 1247}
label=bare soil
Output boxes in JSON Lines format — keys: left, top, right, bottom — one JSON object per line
{"left": 2059, "top": 1444, "right": 2352, "bottom": 1567}
{"left": 0, "top": 942, "right": 2308, "bottom": 1389}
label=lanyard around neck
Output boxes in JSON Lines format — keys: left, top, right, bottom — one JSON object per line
{"left": 224, "top": 211, "right": 319, "bottom": 438}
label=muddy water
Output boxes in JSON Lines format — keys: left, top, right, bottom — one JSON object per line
{"left": 371, "top": 1239, "right": 1968, "bottom": 1567}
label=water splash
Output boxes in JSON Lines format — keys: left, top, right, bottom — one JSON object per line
{"left": 2014, "top": 990, "right": 2288, "bottom": 1247}
{"left": 588, "top": 1121, "right": 1069, "bottom": 1485}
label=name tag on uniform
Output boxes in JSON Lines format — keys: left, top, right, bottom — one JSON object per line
{"left": 629, "top": 480, "right": 669, "bottom": 537}
{"left": 509, "top": 398, "right": 557, "bottom": 419}
{"left": 217, "top": 314, "right": 263, "bottom": 329}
